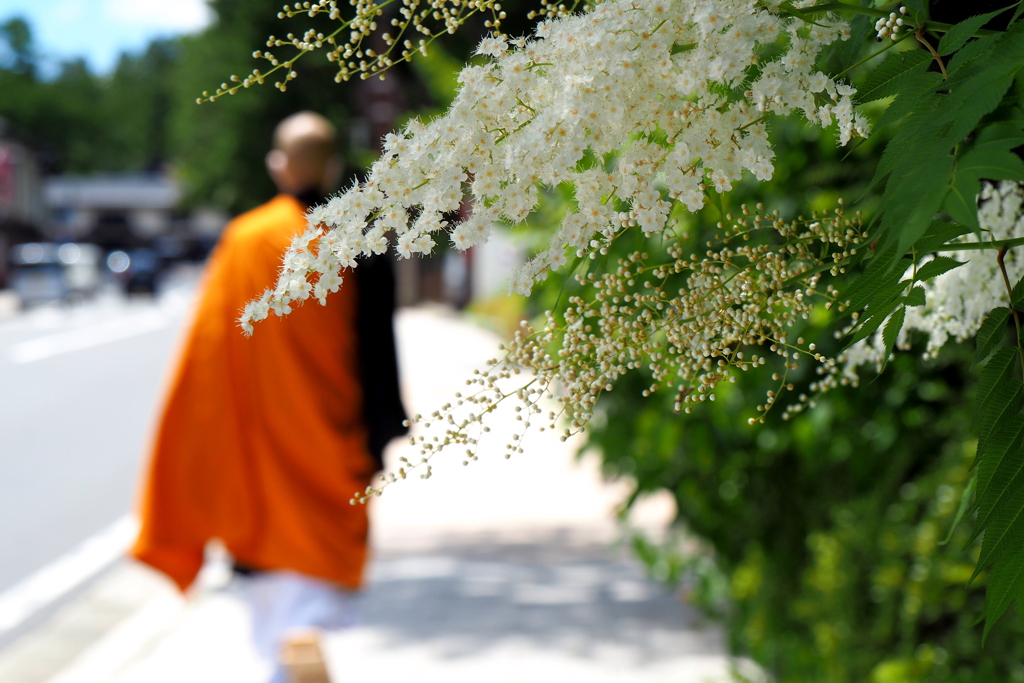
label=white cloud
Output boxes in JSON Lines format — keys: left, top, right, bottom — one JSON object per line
{"left": 102, "top": 0, "right": 213, "bottom": 31}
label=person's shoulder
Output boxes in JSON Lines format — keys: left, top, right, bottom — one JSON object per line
{"left": 224, "top": 195, "right": 306, "bottom": 249}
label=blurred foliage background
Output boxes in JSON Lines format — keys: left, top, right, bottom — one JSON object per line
{"left": 3, "top": 1, "right": 1021, "bottom": 679}
{"left": 0, "top": 0, "right": 538, "bottom": 213}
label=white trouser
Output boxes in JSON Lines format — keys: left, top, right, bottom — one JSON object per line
{"left": 240, "top": 570, "right": 361, "bottom": 683}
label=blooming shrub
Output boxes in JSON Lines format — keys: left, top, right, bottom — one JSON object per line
{"left": 224, "top": 0, "right": 1024, "bottom": 639}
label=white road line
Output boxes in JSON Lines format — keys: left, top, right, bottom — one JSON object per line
{"left": 8, "top": 313, "right": 169, "bottom": 364}
{"left": 45, "top": 593, "right": 183, "bottom": 683}
{"left": 0, "top": 516, "right": 138, "bottom": 634}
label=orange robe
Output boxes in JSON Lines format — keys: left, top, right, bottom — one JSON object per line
{"left": 132, "top": 194, "right": 375, "bottom": 592}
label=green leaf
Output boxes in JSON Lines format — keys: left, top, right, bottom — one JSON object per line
{"left": 1013, "top": 277, "right": 1024, "bottom": 310}
{"left": 945, "top": 172, "right": 982, "bottom": 231}
{"left": 974, "top": 120, "right": 1024, "bottom": 154}
{"left": 976, "top": 308, "right": 1013, "bottom": 364}
{"left": 936, "top": 67, "right": 1016, "bottom": 146}
{"left": 902, "top": 0, "right": 928, "bottom": 21}
{"left": 949, "top": 32, "right": 997, "bottom": 72}
{"left": 976, "top": 416, "right": 1024, "bottom": 524}
{"left": 971, "top": 349, "right": 1024, "bottom": 574}
{"left": 840, "top": 246, "right": 905, "bottom": 315}
{"left": 945, "top": 139, "right": 1024, "bottom": 232}
{"left": 974, "top": 347, "right": 1020, "bottom": 424}
{"left": 873, "top": 101, "right": 945, "bottom": 188}
{"left": 938, "top": 9, "right": 1011, "bottom": 56}
{"left": 914, "top": 220, "right": 973, "bottom": 254}
{"left": 858, "top": 50, "right": 930, "bottom": 103}
{"left": 940, "top": 475, "right": 976, "bottom": 546}
{"left": 881, "top": 306, "right": 906, "bottom": 367}
{"left": 915, "top": 256, "right": 965, "bottom": 281}
{"left": 891, "top": 173, "right": 954, "bottom": 264}
{"left": 958, "top": 146, "right": 1024, "bottom": 181}
{"left": 983, "top": 537, "right": 1024, "bottom": 642}
{"left": 871, "top": 278, "right": 912, "bottom": 310}
{"left": 905, "top": 286, "right": 926, "bottom": 307}
{"left": 671, "top": 43, "right": 696, "bottom": 55}
{"left": 975, "top": 436, "right": 1024, "bottom": 595}
{"left": 978, "top": 380, "right": 1024, "bottom": 469}
{"left": 845, "top": 299, "right": 902, "bottom": 348}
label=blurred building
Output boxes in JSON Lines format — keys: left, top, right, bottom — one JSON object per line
{"left": 0, "top": 137, "right": 46, "bottom": 286}
{"left": 43, "top": 174, "right": 228, "bottom": 254}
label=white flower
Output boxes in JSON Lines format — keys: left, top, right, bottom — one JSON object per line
{"left": 286, "top": 277, "right": 313, "bottom": 301}
{"left": 476, "top": 35, "right": 508, "bottom": 58}
{"left": 245, "top": 0, "right": 866, "bottom": 330}
{"left": 270, "top": 296, "right": 292, "bottom": 317}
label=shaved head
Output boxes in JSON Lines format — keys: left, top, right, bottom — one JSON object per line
{"left": 266, "top": 112, "right": 340, "bottom": 194}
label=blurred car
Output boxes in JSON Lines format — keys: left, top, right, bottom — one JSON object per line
{"left": 106, "top": 247, "right": 163, "bottom": 294}
{"left": 9, "top": 242, "right": 102, "bottom": 306}
{"left": 58, "top": 242, "right": 102, "bottom": 298}
{"left": 10, "top": 243, "right": 63, "bottom": 305}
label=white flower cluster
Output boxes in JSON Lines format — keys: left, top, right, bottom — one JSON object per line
{"left": 874, "top": 6, "right": 907, "bottom": 42}
{"left": 240, "top": 0, "right": 867, "bottom": 333}
{"left": 357, "top": 205, "right": 863, "bottom": 499}
{"left": 839, "top": 181, "right": 1024, "bottom": 380}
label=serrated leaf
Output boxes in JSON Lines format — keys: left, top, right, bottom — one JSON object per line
{"left": 976, "top": 308, "right": 1013, "bottom": 363}
{"left": 858, "top": 50, "right": 930, "bottom": 102}
{"left": 871, "top": 87, "right": 944, "bottom": 185}
{"left": 871, "top": 278, "right": 912, "bottom": 310}
{"left": 976, "top": 416, "right": 1024, "bottom": 523}
{"left": 873, "top": 103, "right": 945, "bottom": 188}
{"left": 840, "top": 246, "right": 905, "bottom": 315}
{"left": 938, "top": 9, "right": 1010, "bottom": 56}
{"left": 945, "top": 171, "right": 982, "bottom": 231}
{"left": 974, "top": 347, "right": 1020, "bottom": 424}
{"left": 844, "top": 298, "right": 902, "bottom": 348}
{"left": 978, "top": 381, "right": 1024, "bottom": 463}
{"left": 940, "top": 475, "right": 976, "bottom": 546}
{"left": 982, "top": 537, "right": 1024, "bottom": 642}
{"left": 938, "top": 27, "right": 1024, "bottom": 144}
{"left": 975, "top": 445, "right": 1024, "bottom": 582}
{"left": 949, "top": 33, "right": 997, "bottom": 72}
{"left": 892, "top": 175, "right": 954, "bottom": 264}
{"left": 958, "top": 147, "right": 1024, "bottom": 181}
{"left": 1013, "top": 277, "right": 1024, "bottom": 310}
{"left": 905, "top": 286, "right": 926, "bottom": 307}
{"left": 974, "top": 120, "right": 1024, "bottom": 153}
{"left": 915, "top": 220, "right": 973, "bottom": 254}
{"left": 881, "top": 306, "right": 906, "bottom": 367}
{"left": 916, "top": 256, "right": 965, "bottom": 281}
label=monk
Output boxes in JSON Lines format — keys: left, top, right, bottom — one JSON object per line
{"left": 132, "top": 112, "right": 405, "bottom": 682}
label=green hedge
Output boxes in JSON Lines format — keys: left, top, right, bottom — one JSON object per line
{"left": 586, "top": 342, "right": 1024, "bottom": 681}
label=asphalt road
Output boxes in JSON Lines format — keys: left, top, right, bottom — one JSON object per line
{"left": 0, "top": 278, "right": 195, "bottom": 595}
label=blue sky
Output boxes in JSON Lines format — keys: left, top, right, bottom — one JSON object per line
{"left": 1, "top": 0, "right": 213, "bottom": 75}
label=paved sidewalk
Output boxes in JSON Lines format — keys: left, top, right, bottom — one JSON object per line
{"left": 0, "top": 307, "right": 748, "bottom": 683}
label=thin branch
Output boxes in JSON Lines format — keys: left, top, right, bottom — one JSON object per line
{"left": 915, "top": 25, "right": 948, "bottom": 80}
{"left": 996, "top": 246, "right": 1024, "bottom": 368}
{"left": 926, "top": 236, "right": 1024, "bottom": 253}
